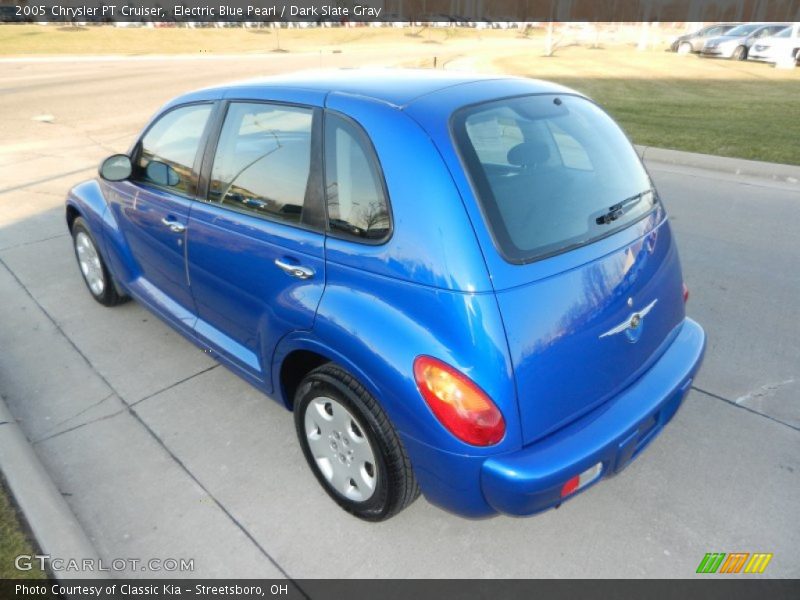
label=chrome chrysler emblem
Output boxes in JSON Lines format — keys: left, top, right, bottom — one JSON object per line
{"left": 600, "top": 299, "right": 658, "bottom": 343}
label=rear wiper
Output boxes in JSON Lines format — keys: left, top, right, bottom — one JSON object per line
{"left": 595, "top": 189, "right": 656, "bottom": 225}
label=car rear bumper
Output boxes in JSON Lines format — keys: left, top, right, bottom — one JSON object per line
{"left": 480, "top": 317, "right": 706, "bottom": 516}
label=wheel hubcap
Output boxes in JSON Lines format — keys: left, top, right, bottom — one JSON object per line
{"left": 304, "top": 396, "right": 377, "bottom": 502}
{"left": 75, "top": 231, "right": 105, "bottom": 296}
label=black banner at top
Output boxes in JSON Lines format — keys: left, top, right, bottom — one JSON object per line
{"left": 2, "top": 0, "right": 799, "bottom": 23}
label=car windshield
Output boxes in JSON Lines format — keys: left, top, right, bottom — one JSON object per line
{"left": 453, "top": 94, "right": 657, "bottom": 263}
{"left": 725, "top": 24, "right": 762, "bottom": 36}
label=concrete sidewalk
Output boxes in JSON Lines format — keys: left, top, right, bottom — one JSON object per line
{"left": 0, "top": 254, "right": 288, "bottom": 579}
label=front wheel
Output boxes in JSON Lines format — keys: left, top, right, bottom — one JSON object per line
{"left": 71, "top": 217, "right": 127, "bottom": 307}
{"left": 733, "top": 45, "right": 747, "bottom": 60}
{"left": 294, "top": 364, "right": 419, "bottom": 521}
{"left": 677, "top": 41, "right": 693, "bottom": 55}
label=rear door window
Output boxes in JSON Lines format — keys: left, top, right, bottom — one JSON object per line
{"left": 453, "top": 94, "right": 656, "bottom": 263}
{"left": 323, "top": 113, "right": 391, "bottom": 242}
{"left": 208, "top": 102, "right": 315, "bottom": 227}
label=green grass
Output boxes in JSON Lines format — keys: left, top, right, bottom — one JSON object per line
{"left": 545, "top": 76, "right": 800, "bottom": 164}
{"left": 496, "top": 45, "right": 800, "bottom": 166}
{"left": 0, "top": 479, "right": 46, "bottom": 579}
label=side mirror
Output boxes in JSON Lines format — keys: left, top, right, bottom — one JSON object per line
{"left": 99, "top": 154, "right": 132, "bottom": 182}
{"left": 145, "top": 160, "right": 180, "bottom": 187}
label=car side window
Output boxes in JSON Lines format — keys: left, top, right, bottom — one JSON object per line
{"left": 132, "top": 103, "right": 212, "bottom": 197}
{"left": 756, "top": 27, "right": 779, "bottom": 38}
{"left": 208, "top": 102, "right": 314, "bottom": 226}
{"left": 324, "top": 113, "right": 391, "bottom": 241}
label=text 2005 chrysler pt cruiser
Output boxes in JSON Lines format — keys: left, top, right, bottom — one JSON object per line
{"left": 66, "top": 71, "right": 705, "bottom": 521}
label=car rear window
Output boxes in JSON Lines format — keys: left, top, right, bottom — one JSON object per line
{"left": 453, "top": 94, "right": 657, "bottom": 263}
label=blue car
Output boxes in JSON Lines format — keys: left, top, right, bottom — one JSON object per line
{"left": 66, "top": 71, "right": 706, "bottom": 521}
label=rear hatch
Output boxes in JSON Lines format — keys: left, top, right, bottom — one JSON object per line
{"left": 451, "top": 93, "right": 687, "bottom": 444}
{"left": 494, "top": 219, "right": 685, "bottom": 443}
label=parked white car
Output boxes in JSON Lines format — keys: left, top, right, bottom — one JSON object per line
{"left": 748, "top": 23, "right": 800, "bottom": 63}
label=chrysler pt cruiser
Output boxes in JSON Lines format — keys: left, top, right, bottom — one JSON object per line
{"left": 65, "top": 70, "right": 706, "bottom": 521}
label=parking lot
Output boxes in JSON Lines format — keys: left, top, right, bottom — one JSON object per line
{"left": 0, "top": 52, "right": 798, "bottom": 578}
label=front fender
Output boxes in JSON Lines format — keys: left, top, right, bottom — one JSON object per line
{"left": 66, "top": 179, "right": 107, "bottom": 246}
{"left": 66, "top": 179, "right": 140, "bottom": 294}
{"left": 66, "top": 179, "right": 119, "bottom": 276}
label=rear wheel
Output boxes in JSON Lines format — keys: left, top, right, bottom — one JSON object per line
{"left": 733, "top": 45, "right": 747, "bottom": 60}
{"left": 294, "top": 363, "right": 419, "bottom": 521}
{"left": 71, "top": 217, "right": 127, "bottom": 307}
{"left": 677, "top": 41, "right": 693, "bottom": 55}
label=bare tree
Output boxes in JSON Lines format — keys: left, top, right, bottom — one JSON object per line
{"left": 637, "top": 22, "right": 651, "bottom": 51}
{"left": 358, "top": 200, "right": 390, "bottom": 234}
{"left": 544, "top": 22, "right": 566, "bottom": 57}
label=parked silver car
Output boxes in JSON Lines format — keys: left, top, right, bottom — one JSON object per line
{"left": 669, "top": 23, "right": 739, "bottom": 54}
{"left": 701, "top": 23, "right": 789, "bottom": 60}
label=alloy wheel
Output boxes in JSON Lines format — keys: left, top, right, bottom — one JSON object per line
{"left": 304, "top": 396, "right": 378, "bottom": 502}
{"left": 75, "top": 231, "right": 105, "bottom": 296}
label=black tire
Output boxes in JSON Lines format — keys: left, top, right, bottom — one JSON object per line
{"left": 71, "top": 216, "right": 128, "bottom": 307}
{"left": 733, "top": 45, "right": 747, "bottom": 60}
{"left": 677, "top": 41, "right": 693, "bottom": 55}
{"left": 294, "top": 363, "right": 419, "bottom": 521}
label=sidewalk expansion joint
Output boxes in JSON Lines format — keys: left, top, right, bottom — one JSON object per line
{"left": 0, "top": 165, "right": 96, "bottom": 195}
{"left": 34, "top": 391, "right": 116, "bottom": 439}
{"left": 33, "top": 408, "right": 126, "bottom": 445}
{"left": 1, "top": 233, "right": 69, "bottom": 252}
{"left": 691, "top": 385, "right": 800, "bottom": 433}
{"left": 129, "top": 364, "right": 220, "bottom": 408}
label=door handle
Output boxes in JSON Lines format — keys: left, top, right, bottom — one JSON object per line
{"left": 161, "top": 217, "right": 186, "bottom": 233}
{"left": 274, "top": 259, "right": 314, "bottom": 280}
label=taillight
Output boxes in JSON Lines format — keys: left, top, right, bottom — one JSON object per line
{"left": 413, "top": 356, "right": 505, "bottom": 446}
{"left": 682, "top": 282, "right": 690, "bottom": 303}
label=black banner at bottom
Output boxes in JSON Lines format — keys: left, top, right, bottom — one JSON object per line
{"left": 3, "top": 579, "right": 800, "bottom": 600}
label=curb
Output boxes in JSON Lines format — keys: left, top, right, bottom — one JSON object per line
{"left": 0, "top": 397, "right": 104, "bottom": 581}
{"left": 636, "top": 145, "right": 800, "bottom": 185}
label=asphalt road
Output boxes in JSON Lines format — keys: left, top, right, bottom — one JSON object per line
{"left": 0, "top": 53, "right": 798, "bottom": 579}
